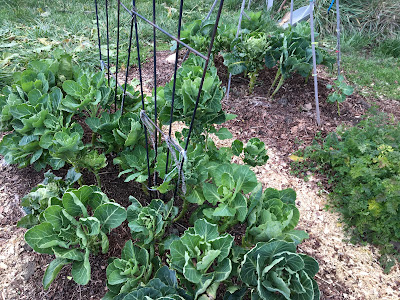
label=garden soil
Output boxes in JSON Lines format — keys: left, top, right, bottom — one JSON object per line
{"left": 1, "top": 51, "right": 400, "bottom": 299}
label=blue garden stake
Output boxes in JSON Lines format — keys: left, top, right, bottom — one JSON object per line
{"left": 327, "top": 0, "right": 335, "bottom": 13}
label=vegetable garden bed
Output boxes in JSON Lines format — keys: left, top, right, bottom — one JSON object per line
{"left": 0, "top": 52, "right": 399, "bottom": 299}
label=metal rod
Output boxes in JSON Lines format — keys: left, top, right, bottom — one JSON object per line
{"left": 226, "top": 0, "right": 247, "bottom": 100}
{"left": 114, "top": 0, "right": 121, "bottom": 111}
{"left": 205, "top": 0, "right": 219, "bottom": 20}
{"left": 173, "top": 0, "right": 225, "bottom": 199}
{"left": 105, "top": 0, "right": 110, "bottom": 84}
{"left": 336, "top": 0, "right": 341, "bottom": 76}
{"left": 309, "top": 0, "right": 321, "bottom": 126}
{"left": 153, "top": 0, "right": 158, "bottom": 179}
{"left": 121, "top": 0, "right": 136, "bottom": 113}
{"left": 290, "top": 0, "right": 294, "bottom": 26}
{"left": 132, "top": 0, "right": 152, "bottom": 194}
{"left": 94, "top": 0, "right": 102, "bottom": 66}
{"left": 165, "top": 0, "right": 185, "bottom": 176}
{"left": 119, "top": 2, "right": 207, "bottom": 60}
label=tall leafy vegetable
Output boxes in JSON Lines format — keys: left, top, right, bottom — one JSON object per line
{"left": 169, "top": 219, "right": 234, "bottom": 299}
{"left": 265, "top": 24, "right": 334, "bottom": 98}
{"left": 223, "top": 32, "right": 269, "bottom": 93}
{"left": 24, "top": 185, "right": 126, "bottom": 288}
{"left": 240, "top": 239, "right": 320, "bottom": 300}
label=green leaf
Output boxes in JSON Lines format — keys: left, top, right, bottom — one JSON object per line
{"left": 24, "top": 222, "right": 55, "bottom": 254}
{"left": 94, "top": 202, "right": 127, "bottom": 233}
{"left": 203, "top": 182, "right": 220, "bottom": 205}
{"left": 215, "top": 127, "right": 233, "bottom": 140}
{"left": 194, "top": 219, "right": 219, "bottom": 241}
{"left": 43, "top": 258, "right": 70, "bottom": 289}
{"left": 232, "top": 140, "right": 244, "bottom": 156}
{"left": 62, "top": 80, "right": 82, "bottom": 97}
{"left": 53, "top": 247, "right": 84, "bottom": 261}
{"left": 71, "top": 249, "right": 91, "bottom": 285}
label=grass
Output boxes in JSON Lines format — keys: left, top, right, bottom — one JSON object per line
{"left": 0, "top": 0, "right": 240, "bottom": 87}
{"left": 342, "top": 54, "right": 400, "bottom": 101}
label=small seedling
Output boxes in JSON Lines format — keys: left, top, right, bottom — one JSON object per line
{"left": 326, "top": 75, "right": 354, "bottom": 116}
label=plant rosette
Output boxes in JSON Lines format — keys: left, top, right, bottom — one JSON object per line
{"left": 24, "top": 185, "right": 127, "bottom": 288}
{"left": 240, "top": 239, "right": 320, "bottom": 300}
{"left": 169, "top": 219, "right": 234, "bottom": 299}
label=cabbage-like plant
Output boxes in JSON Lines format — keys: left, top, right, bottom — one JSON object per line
{"left": 196, "top": 163, "right": 258, "bottom": 231}
{"left": 245, "top": 188, "right": 308, "bottom": 245}
{"left": 169, "top": 219, "right": 234, "bottom": 299}
{"left": 17, "top": 168, "right": 81, "bottom": 229}
{"left": 232, "top": 138, "right": 269, "bottom": 167}
{"left": 240, "top": 240, "right": 320, "bottom": 300}
{"left": 127, "top": 197, "right": 178, "bottom": 248}
{"left": 110, "top": 266, "right": 191, "bottom": 300}
{"left": 24, "top": 185, "right": 127, "bottom": 288}
{"left": 105, "top": 240, "right": 153, "bottom": 299}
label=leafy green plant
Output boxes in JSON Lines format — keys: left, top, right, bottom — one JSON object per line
{"left": 240, "top": 239, "right": 320, "bottom": 300}
{"left": 232, "top": 138, "right": 269, "bottom": 167}
{"left": 194, "top": 164, "right": 258, "bottom": 231}
{"left": 294, "top": 112, "right": 400, "bottom": 271}
{"left": 223, "top": 31, "right": 269, "bottom": 93}
{"left": 326, "top": 75, "right": 354, "bottom": 115}
{"left": 105, "top": 240, "right": 153, "bottom": 299}
{"left": 245, "top": 187, "right": 308, "bottom": 245}
{"left": 169, "top": 219, "right": 234, "bottom": 299}
{"left": 127, "top": 197, "right": 178, "bottom": 248}
{"left": 17, "top": 168, "right": 81, "bottom": 229}
{"left": 0, "top": 57, "right": 113, "bottom": 184}
{"left": 107, "top": 266, "right": 191, "bottom": 300}
{"left": 24, "top": 185, "right": 127, "bottom": 288}
{"left": 264, "top": 24, "right": 334, "bottom": 98}
{"left": 159, "top": 54, "right": 234, "bottom": 138}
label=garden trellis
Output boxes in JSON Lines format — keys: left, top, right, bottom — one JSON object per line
{"left": 93, "top": 0, "right": 225, "bottom": 199}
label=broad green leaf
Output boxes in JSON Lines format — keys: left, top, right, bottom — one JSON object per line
{"left": 25, "top": 222, "right": 55, "bottom": 254}
{"left": 62, "top": 80, "right": 82, "bottom": 97}
{"left": 71, "top": 249, "right": 91, "bottom": 285}
{"left": 62, "top": 192, "right": 88, "bottom": 217}
{"left": 53, "top": 247, "right": 84, "bottom": 261}
{"left": 194, "top": 219, "right": 219, "bottom": 241}
{"left": 43, "top": 258, "right": 70, "bottom": 289}
{"left": 215, "top": 127, "right": 232, "bottom": 140}
{"left": 94, "top": 202, "right": 127, "bottom": 232}
{"left": 203, "top": 182, "right": 220, "bottom": 205}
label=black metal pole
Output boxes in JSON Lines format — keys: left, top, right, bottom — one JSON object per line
{"left": 94, "top": 0, "right": 102, "bottom": 67}
{"left": 105, "top": 0, "right": 111, "bottom": 84}
{"left": 121, "top": 0, "right": 136, "bottom": 112}
{"left": 153, "top": 0, "right": 158, "bottom": 187}
{"left": 173, "top": 0, "right": 225, "bottom": 199}
{"left": 165, "top": 0, "right": 185, "bottom": 176}
{"left": 114, "top": 0, "right": 121, "bottom": 111}
{"left": 132, "top": 0, "right": 153, "bottom": 195}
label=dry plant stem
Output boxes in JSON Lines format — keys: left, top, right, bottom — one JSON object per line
{"left": 277, "top": 0, "right": 288, "bottom": 14}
